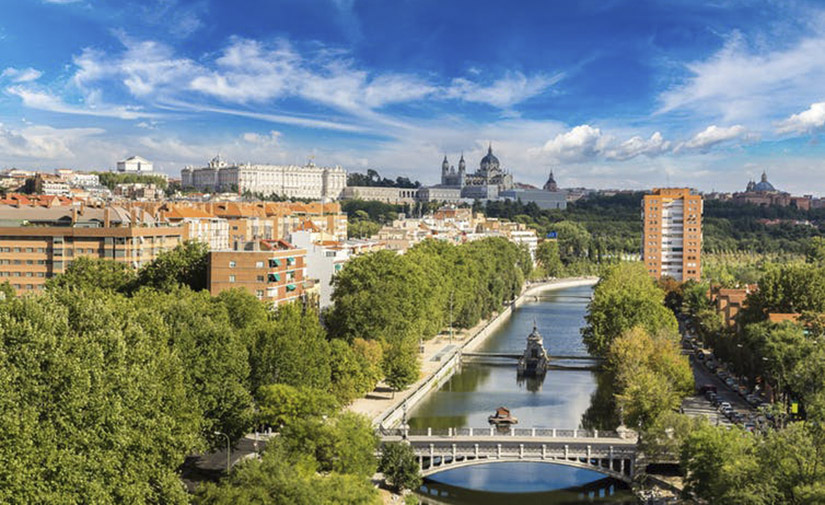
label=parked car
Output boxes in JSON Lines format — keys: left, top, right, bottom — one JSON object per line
{"left": 719, "top": 401, "right": 732, "bottom": 410}
{"left": 725, "top": 377, "right": 736, "bottom": 388}
{"left": 700, "top": 384, "right": 718, "bottom": 394}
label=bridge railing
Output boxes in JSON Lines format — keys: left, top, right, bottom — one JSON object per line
{"left": 384, "top": 427, "right": 622, "bottom": 439}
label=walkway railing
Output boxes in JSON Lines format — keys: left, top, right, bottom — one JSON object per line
{"left": 381, "top": 427, "right": 623, "bottom": 439}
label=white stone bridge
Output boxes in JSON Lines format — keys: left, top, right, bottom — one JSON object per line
{"left": 380, "top": 427, "right": 638, "bottom": 482}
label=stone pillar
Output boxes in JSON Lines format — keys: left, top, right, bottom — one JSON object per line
{"left": 587, "top": 445, "right": 592, "bottom": 464}
{"left": 497, "top": 443, "right": 502, "bottom": 459}
{"left": 531, "top": 428, "right": 536, "bottom": 437}
{"left": 542, "top": 444, "right": 546, "bottom": 459}
{"left": 519, "top": 444, "right": 524, "bottom": 459}
{"left": 564, "top": 444, "right": 569, "bottom": 459}
{"left": 573, "top": 429, "right": 578, "bottom": 438}
{"left": 552, "top": 428, "right": 556, "bottom": 438}
{"left": 620, "top": 458, "right": 625, "bottom": 475}
{"left": 490, "top": 427, "right": 495, "bottom": 436}
{"left": 469, "top": 428, "right": 473, "bottom": 437}
{"left": 430, "top": 444, "right": 435, "bottom": 465}
{"left": 427, "top": 427, "right": 431, "bottom": 437}
{"left": 474, "top": 443, "right": 479, "bottom": 458}
{"left": 448, "top": 427, "right": 452, "bottom": 437}
{"left": 419, "top": 455, "right": 423, "bottom": 469}
{"left": 594, "top": 429, "right": 599, "bottom": 438}
{"left": 452, "top": 444, "right": 457, "bottom": 462}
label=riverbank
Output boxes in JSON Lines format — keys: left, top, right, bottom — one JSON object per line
{"left": 348, "top": 277, "right": 599, "bottom": 426}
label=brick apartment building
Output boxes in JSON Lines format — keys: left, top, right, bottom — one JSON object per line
{"left": 207, "top": 240, "right": 307, "bottom": 306}
{"left": 642, "top": 188, "right": 703, "bottom": 282}
{"left": 0, "top": 204, "right": 183, "bottom": 294}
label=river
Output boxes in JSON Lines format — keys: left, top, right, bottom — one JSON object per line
{"left": 408, "top": 284, "right": 637, "bottom": 504}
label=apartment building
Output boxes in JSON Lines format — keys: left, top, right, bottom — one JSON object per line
{"left": 162, "top": 207, "right": 230, "bottom": 251}
{"left": 207, "top": 240, "right": 307, "bottom": 306}
{"left": 642, "top": 188, "right": 703, "bottom": 282}
{"left": 0, "top": 205, "right": 183, "bottom": 294}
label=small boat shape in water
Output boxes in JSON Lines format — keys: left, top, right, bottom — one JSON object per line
{"left": 488, "top": 406, "right": 518, "bottom": 425}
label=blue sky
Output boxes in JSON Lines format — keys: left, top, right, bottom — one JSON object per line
{"left": 2, "top": 0, "right": 825, "bottom": 194}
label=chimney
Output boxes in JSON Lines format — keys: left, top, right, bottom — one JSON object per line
{"left": 79, "top": 201, "right": 85, "bottom": 215}
{"left": 130, "top": 208, "right": 137, "bottom": 228}
{"left": 104, "top": 207, "right": 110, "bottom": 228}
{"left": 71, "top": 207, "right": 77, "bottom": 225}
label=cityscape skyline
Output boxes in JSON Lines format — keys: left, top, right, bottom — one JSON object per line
{"left": 2, "top": 1, "right": 825, "bottom": 194}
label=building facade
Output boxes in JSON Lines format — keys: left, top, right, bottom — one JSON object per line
{"left": 181, "top": 156, "right": 346, "bottom": 200}
{"left": 732, "top": 171, "right": 811, "bottom": 210}
{"left": 440, "top": 145, "right": 514, "bottom": 199}
{"left": 642, "top": 188, "right": 702, "bottom": 282}
{"left": 0, "top": 205, "right": 183, "bottom": 295}
{"left": 207, "top": 240, "right": 307, "bottom": 306}
{"left": 117, "top": 156, "right": 154, "bottom": 174}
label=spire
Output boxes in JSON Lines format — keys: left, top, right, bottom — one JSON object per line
{"left": 488, "top": 142, "right": 493, "bottom": 154}
{"left": 761, "top": 170, "right": 768, "bottom": 183}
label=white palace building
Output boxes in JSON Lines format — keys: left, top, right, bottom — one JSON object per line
{"left": 181, "top": 155, "right": 347, "bottom": 200}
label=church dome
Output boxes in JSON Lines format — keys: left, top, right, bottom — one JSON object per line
{"left": 480, "top": 144, "right": 500, "bottom": 172}
{"left": 752, "top": 171, "right": 776, "bottom": 192}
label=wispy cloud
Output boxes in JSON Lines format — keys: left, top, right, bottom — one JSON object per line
{"left": 1, "top": 67, "right": 43, "bottom": 83}
{"left": 658, "top": 28, "right": 825, "bottom": 123}
{"left": 445, "top": 71, "right": 564, "bottom": 108}
{"left": 6, "top": 86, "right": 156, "bottom": 120}
{"left": 0, "top": 122, "right": 103, "bottom": 160}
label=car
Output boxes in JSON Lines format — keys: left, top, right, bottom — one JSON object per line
{"left": 695, "top": 351, "right": 705, "bottom": 360}
{"left": 700, "top": 384, "right": 718, "bottom": 394}
{"left": 719, "top": 401, "right": 732, "bottom": 410}
{"left": 722, "top": 406, "right": 734, "bottom": 417}
{"left": 737, "top": 385, "right": 749, "bottom": 396}
{"left": 725, "top": 377, "right": 736, "bottom": 388}
{"left": 706, "top": 391, "right": 718, "bottom": 402}
{"left": 713, "top": 397, "right": 724, "bottom": 407}
{"left": 744, "top": 423, "right": 756, "bottom": 432}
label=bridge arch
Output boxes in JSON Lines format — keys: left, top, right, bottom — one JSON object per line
{"left": 420, "top": 454, "right": 632, "bottom": 483}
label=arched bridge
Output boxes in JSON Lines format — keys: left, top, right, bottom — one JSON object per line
{"left": 380, "top": 427, "right": 638, "bottom": 483}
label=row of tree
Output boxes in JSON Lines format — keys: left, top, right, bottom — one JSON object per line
{"left": 581, "top": 263, "right": 692, "bottom": 431}
{"left": 326, "top": 237, "right": 533, "bottom": 390}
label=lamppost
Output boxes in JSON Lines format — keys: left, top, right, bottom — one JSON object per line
{"left": 214, "top": 431, "right": 230, "bottom": 473}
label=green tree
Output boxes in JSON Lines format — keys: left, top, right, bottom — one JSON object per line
{"left": 196, "top": 440, "right": 380, "bottom": 505}
{"left": 46, "top": 256, "right": 136, "bottom": 292}
{"left": 383, "top": 341, "right": 420, "bottom": 392}
{"left": 806, "top": 237, "right": 825, "bottom": 265}
{"left": 550, "top": 220, "right": 591, "bottom": 264}
{"left": 681, "top": 423, "right": 767, "bottom": 505}
{"left": 0, "top": 289, "right": 196, "bottom": 504}
{"left": 133, "top": 287, "right": 253, "bottom": 445}
{"left": 582, "top": 262, "right": 677, "bottom": 356}
{"left": 256, "top": 384, "right": 338, "bottom": 429}
{"left": 136, "top": 240, "right": 209, "bottom": 292}
{"left": 379, "top": 442, "right": 422, "bottom": 492}
{"left": 247, "top": 303, "right": 331, "bottom": 394}
{"left": 535, "top": 240, "right": 563, "bottom": 277}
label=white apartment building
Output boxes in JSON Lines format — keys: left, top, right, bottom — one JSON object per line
{"left": 508, "top": 229, "right": 539, "bottom": 261}
{"left": 183, "top": 217, "right": 230, "bottom": 251}
{"left": 289, "top": 230, "right": 350, "bottom": 308}
{"left": 181, "top": 155, "right": 347, "bottom": 200}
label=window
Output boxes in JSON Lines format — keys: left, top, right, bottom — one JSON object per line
{"left": 269, "top": 258, "right": 281, "bottom": 268}
{"left": 229, "top": 275, "right": 236, "bottom": 283}
{"left": 256, "top": 261, "right": 264, "bottom": 268}
{"left": 257, "top": 275, "right": 265, "bottom": 282}
{"left": 229, "top": 261, "right": 236, "bottom": 268}
{"left": 256, "top": 290, "right": 264, "bottom": 298}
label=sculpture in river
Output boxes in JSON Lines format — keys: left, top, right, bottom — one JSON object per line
{"left": 517, "top": 322, "right": 549, "bottom": 377}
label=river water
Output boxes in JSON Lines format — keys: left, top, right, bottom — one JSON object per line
{"left": 409, "top": 284, "right": 636, "bottom": 504}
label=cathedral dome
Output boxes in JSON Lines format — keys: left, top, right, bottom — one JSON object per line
{"left": 752, "top": 171, "right": 776, "bottom": 192}
{"left": 480, "top": 144, "right": 500, "bottom": 173}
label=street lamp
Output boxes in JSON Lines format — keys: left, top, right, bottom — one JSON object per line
{"left": 214, "top": 431, "right": 231, "bottom": 473}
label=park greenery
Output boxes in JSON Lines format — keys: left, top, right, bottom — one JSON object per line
{"left": 582, "top": 263, "right": 691, "bottom": 431}
{"left": 0, "top": 234, "right": 532, "bottom": 501}
{"left": 95, "top": 171, "right": 169, "bottom": 191}
{"left": 347, "top": 168, "right": 420, "bottom": 188}
{"left": 0, "top": 242, "right": 384, "bottom": 503}
{"left": 327, "top": 237, "right": 532, "bottom": 390}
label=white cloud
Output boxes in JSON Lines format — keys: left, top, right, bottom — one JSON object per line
{"left": 1, "top": 67, "right": 42, "bottom": 83}
{"left": 605, "top": 132, "right": 670, "bottom": 161}
{"left": 776, "top": 102, "right": 825, "bottom": 134}
{"left": 677, "top": 124, "right": 747, "bottom": 151}
{"left": 537, "top": 124, "right": 608, "bottom": 162}
{"left": 0, "top": 123, "right": 103, "bottom": 161}
{"left": 658, "top": 29, "right": 825, "bottom": 123}
{"left": 242, "top": 130, "right": 282, "bottom": 146}
{"left": 446, "top": 71, "right": 563, "bottom": 108}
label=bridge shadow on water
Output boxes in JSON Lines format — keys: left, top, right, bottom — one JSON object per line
{"left": 418, "top": 461, "right": 634, "bottom": 505}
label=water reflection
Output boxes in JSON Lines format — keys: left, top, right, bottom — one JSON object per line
{"left": 419, "top": 462, "right": 635, "bottom": 505}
